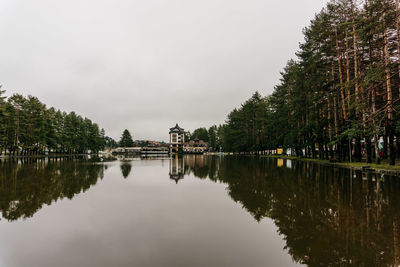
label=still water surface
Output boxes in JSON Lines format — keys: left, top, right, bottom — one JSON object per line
{"left": 0, "top": 155, "right": 400, "bottom": 267}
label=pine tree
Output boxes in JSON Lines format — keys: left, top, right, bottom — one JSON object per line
{"left": 216, "top": 0, "right": 399, "bottom": 165}
{"left": 0, "top": 92, "right": 107, "bottom": 156}
{"left": 119, "top": 129, "right": 134, "bottom": 147}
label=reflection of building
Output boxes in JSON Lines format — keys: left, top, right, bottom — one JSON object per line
{"left": 286, "top": 159, "right": 292, "bottom": 169}
{"left": 169, "top": 124, "right": 185, "bottom": 154}
{"left": 277, "top": 158, "right": 284, "bottom": 167}
{"left": 169, "top": 156, "right": 185, "bottom": 184}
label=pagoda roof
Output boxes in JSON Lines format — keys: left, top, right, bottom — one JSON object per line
{"left": 169, "top": 123, "right": 185, "bottom": 134}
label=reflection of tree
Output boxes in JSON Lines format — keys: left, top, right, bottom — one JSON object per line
{"left": 184, "top": 155, "right": 219, "bottom": 179}
{"left": 188, "top": 156, "right": 400, "bottom": 266}
{"left": 0, "top": 158, "right": 106, "bottom": 221}
{"left": 168, "top": 155, "right": 220, "bottom": 183}
{"left": 120, "top": 162, "right": 132, "bottom": 178}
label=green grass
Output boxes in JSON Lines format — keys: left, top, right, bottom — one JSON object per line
{"left": 262, "top": 155, "right": 400, "bottom": 172}
{"left": 337, "top": 161, "right": 400, "bottom": 171}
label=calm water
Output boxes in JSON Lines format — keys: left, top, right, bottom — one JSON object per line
{"left": 0, "top": 156, "right": 400, "bottom": 267}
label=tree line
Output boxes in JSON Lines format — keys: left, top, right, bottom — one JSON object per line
{"left": 0, "top": 89, "right": 106, "bottom": 156}
{"left": 216, "top": 0, "right": 400, "bottom": 165}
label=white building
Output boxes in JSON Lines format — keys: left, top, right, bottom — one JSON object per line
{"left": 169, "top": 123, "right": 185, "bottom": 153}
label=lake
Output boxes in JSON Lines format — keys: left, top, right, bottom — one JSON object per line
{"left": 0, "top": 155, "right": 399, "bottom": 267}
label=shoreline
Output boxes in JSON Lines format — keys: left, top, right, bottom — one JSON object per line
{"left": 0, "top": 153, "right": 99, "bottom": 159}
{"left": 262, "top": 155, "right": 400, "bottom": 176}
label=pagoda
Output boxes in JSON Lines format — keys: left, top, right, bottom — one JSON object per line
{"left": 169, "top": 123, "right": 185, "bottom": 154}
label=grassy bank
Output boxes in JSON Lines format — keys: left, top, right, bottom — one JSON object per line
{"left": 262, "top": 155, "right": 400, "bottom": 174}
{"left": 0, "top": 153, "right": 98, "bottom": 159}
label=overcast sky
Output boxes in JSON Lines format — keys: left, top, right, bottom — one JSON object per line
{"left": 0, "top": 0, "right": 328, "bottom": 141}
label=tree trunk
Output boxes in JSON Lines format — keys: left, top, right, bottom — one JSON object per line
{"left": 366, "top": 137, "right": 372, "bottom": 163}
{"left": 355, "top": 137, "right": 361, "bottom": 162}
{"left": 397, "top": 137, "right": 400, "bottom": 159}
{"left": 332, "top": 61, "right": 339, "bottom": 159}
{"left": 372, "top": 87, "right": 380, "bottom": 164}
{"left": 351, "top": 7, "right": 365, "bottom": 163}
{"left": 397, "top": 0, "right": 400, "bottom": 96}
{"left": 384, "top": 31, "right": 395, "bottom": 165}
{"left": 335, "top": 26, "right": 348, "bottom": 120}
{"left": 345, "top": 29, "right": 351, "bottom": 107}
{"left": 384, "top": 134, "right": 388, "bottom": 160}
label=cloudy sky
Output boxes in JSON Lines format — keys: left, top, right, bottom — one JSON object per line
{"left": 0, "top": 0, "right": 328, "bottom": 141}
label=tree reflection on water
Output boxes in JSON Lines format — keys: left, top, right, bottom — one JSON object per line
{"left": 120, "top": 161, "right": 132, "bottom": 178}
{"left": 183, "top": 155, "right": 400, "bottom": 267}
{"left": 1, "top": 155, "right": 400, "bottom": 266}
{"left": 0, "top": 157, "right": 108, "bottom": 221}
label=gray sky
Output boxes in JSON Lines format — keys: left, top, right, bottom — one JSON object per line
{"left": 0, "top": 0, "right": 328, "bottom": 141}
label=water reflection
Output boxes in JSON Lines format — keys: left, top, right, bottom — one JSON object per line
{"left": 0, "top": 158, "right": 107, "bottom": 221}
{"left": 120, "top": 161, "right": 132, "bottom": 178}
{"left": 2, "top": 155, "right": 400, "bottom": 266}
{"left": 181, "top": 156, "right": 400, "bottom": 266}
{"left": 169, "top": 156, "right": 185, "bottom": 184}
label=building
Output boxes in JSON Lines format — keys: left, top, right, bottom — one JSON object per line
{"left": 169, "top": 123, "right": 185, "bottom": 154}
{"left": 135, "top": 140, "right": 163, "bottom": 147}
{"left": 183, "top": 138, "right": 209, "bottom": 154}
{"left": 112, "top": 147, "right": 141, "bottom": 155}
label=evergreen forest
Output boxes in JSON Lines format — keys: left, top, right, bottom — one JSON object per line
{"left": 0, "top": 89, "right": 105, "bottom": 156}
{"left": 214, "top": 0, "right": 400, "bottom": 165}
